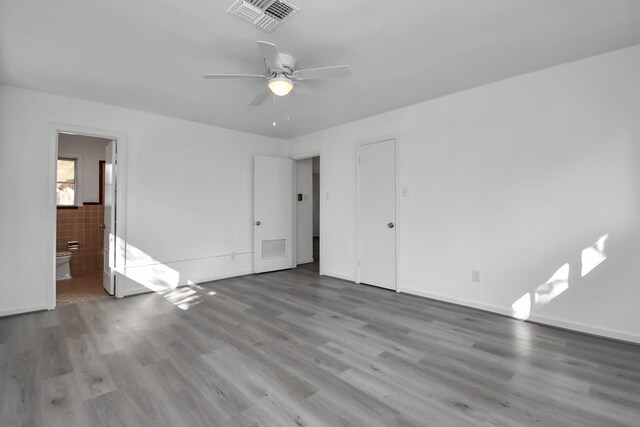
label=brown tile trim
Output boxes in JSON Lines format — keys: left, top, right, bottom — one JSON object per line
{"left": 57, "top": 206, "right": 79, "bottom": 210}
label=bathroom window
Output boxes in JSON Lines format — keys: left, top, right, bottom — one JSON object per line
{"left": 57, "top": 158, "right": 77, "bottom": 206}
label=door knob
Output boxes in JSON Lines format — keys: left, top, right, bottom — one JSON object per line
{"left": 255, "top": 221, "right": 261, "bottom": 226}
{"left": 387, "top": 222, "right": 395, "bottom": 228}
{"left": 99, "top": 224, "right": 106, "bottom": 229}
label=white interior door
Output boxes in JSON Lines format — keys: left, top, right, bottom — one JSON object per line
{"left": 358, "top": 139, "right": 396, "bottom": 290}
{"left": 254, "top": 156, "right": 294, "bottom": 273}
{"left": 103, "top": 141, "right": 116, "bottom": 295}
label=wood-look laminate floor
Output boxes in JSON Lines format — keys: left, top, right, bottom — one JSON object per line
{"left": 1, "top": 267, "right": 639, "bottom": 426}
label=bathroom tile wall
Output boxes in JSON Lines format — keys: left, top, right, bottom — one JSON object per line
{"left": 56, "top": 205, "right": 104, "bottom": 276}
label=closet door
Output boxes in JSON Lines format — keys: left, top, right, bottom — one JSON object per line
{"left": 358, "top": 139, "right": 396, "bottom": 290}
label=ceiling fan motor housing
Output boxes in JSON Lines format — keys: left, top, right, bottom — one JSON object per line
{"left": 276, "top": 53, "right": 296, "bottom": 76}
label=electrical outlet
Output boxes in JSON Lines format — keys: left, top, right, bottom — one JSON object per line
{"left": 472, "top": 270, "right": 481, "bottom": 282}
{"left": 402, "top": 187, "right": 408, "bottom": 197}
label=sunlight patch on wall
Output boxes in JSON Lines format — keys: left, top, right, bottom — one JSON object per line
{"left": 121, "top": 242, "right": 218, "bottom": 310}
{"left": 126, "top": 244, "right": 161, "bottom": 267}
{"left": 581, "top": 234, "right": 609, "bottom": 277}
{"left": 535, "top": 263, "right": 570, "bottom": 305}
{"left": 512, "top": 293, "right": 531, "bottom": 320}
{"left": 510, "top": 233, "right": 610, "bottom": 322}
{"left": 512, "top": 263, "right": 570, "bottom": 320}
{"left": 126, "top": 262, "right": 181, "bottom": 292}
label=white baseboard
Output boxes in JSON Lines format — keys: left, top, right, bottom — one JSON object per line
{"left": 526, "top": 312, "right": 640, "bottom": 344}
{"left": 296, "top": 258, "right": 314, "bottom": 265}
{"left": 321, "top": 271, "right": 355, "bottom": 282}
{"left": 118, "top": 276, "right": 150, "bottom": 297}
{"left": 399, "top": 287, "right": 640, "bottom": 345}
{"left": 119, "top": 268, "right": 255, "bottom": 298}
{"left": 119, "top": 253, "right": 254, "bottom": 297}
{"left": 400, "top": 287, "right": 511, "bottom": 315}
{"left": 0, "top": 303, "right": 47, "bottom": 317}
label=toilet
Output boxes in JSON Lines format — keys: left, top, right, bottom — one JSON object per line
{"left": 56, "top": 252, "right": 72, "bottom": 280}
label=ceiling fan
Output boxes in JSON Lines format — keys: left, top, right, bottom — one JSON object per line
{"left": 204, "top": 41, "right": 351, "bottom": 106}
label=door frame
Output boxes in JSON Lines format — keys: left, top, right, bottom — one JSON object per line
{"left": 48, "top": 124, "right": 128, "bottom": 309}
{"left": 355, "top": 136, "right": 401, "bottom": 292}
{"left": 291, "top": 149, "right": 323, "bottom": 275}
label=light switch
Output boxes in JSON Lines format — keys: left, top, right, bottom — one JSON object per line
{"left": 472, "top": 270, "right": 481, "bottom": 282}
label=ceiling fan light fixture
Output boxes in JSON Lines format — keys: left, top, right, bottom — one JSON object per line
{"left": 268, "top": 76, "right": 294, "bottom": 96}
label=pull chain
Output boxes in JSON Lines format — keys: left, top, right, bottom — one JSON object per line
{"left": 272, "top": 94, "right": 277, "bottom": 126}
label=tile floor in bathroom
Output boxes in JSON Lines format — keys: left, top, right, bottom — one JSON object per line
{"left": 56, "top": 271, "right": 111, "bottom": 305}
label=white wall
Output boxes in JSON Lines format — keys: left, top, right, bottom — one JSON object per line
{"left": 58, "top": 133, "right": 110, "bottom": 203}
{"left": 288, "top": 45, "right": 640, "bottom": 343}
{"left": 296, "top": 158, "right": 313, "bottom": 264}
{"left": 0, "top": 85, "right": 285, "bottom": 315}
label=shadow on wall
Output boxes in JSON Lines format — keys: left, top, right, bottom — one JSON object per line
{"left": 512, "top": 234, "right": 609, "bottom": 320}
{"left": 111, "top": 238, "right": 216, "bottom": 311}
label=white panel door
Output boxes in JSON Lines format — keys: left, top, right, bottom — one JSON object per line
{"left": 254, "top": 156, "right": 294, "bottom": 273}
{"left": 358, "top": 139, "right": 396, "bottom": 290}
{"left": 103, "top": 141, "right": 116, "bottom": 295}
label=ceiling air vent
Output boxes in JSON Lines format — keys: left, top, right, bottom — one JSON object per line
{"left": 227, "top": 0, "right": 300, "bottom": 33}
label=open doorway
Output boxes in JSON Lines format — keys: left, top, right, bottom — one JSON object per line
{"left": 49, "top": 125, "right": 127, "bottom": 309}
{"left": 55, "top": 133, "right": 112, "bottom": 305}
{"left": 295, "top": 155, "right": 320, "bottom": 273}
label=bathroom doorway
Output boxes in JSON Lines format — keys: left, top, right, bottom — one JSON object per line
{"left": 49, "top": 125, "right": 127, "bottom": 308}
{"left": 55, "top": 134, "right": 111, "bottom": 304}
{"left": 295, "top": 154, "right": 321, "bottom": 273}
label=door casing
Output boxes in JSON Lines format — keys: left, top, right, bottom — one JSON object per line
{"left": 48, "top": 124, "right": 128, "bottom": 308}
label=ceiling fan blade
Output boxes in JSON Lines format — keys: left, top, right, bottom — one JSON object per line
{"left": 250, "top": 88, "right": 271, "bottom": 107}
{"left": 294, "top": 65, "right": 351, "bottom": 81}
{"left": 257, "top": 41, "right": 283, "bottom": 73}
{"left": 204, "top": 74, "right": 266, "bottom": 79}
{"left": 292, "top": 81, "right": 313, "bottom": 93}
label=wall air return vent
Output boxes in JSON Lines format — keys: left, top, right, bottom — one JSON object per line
{"left": 261, "top": 239, "right": 287, "bottom": 259}
{"left": 227, "top": 0, "right": 300, "bottom": 32}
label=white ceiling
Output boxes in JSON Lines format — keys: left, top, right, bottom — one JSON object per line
{"left": 2, "top": 0, "right": 640, "bottom": 139}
